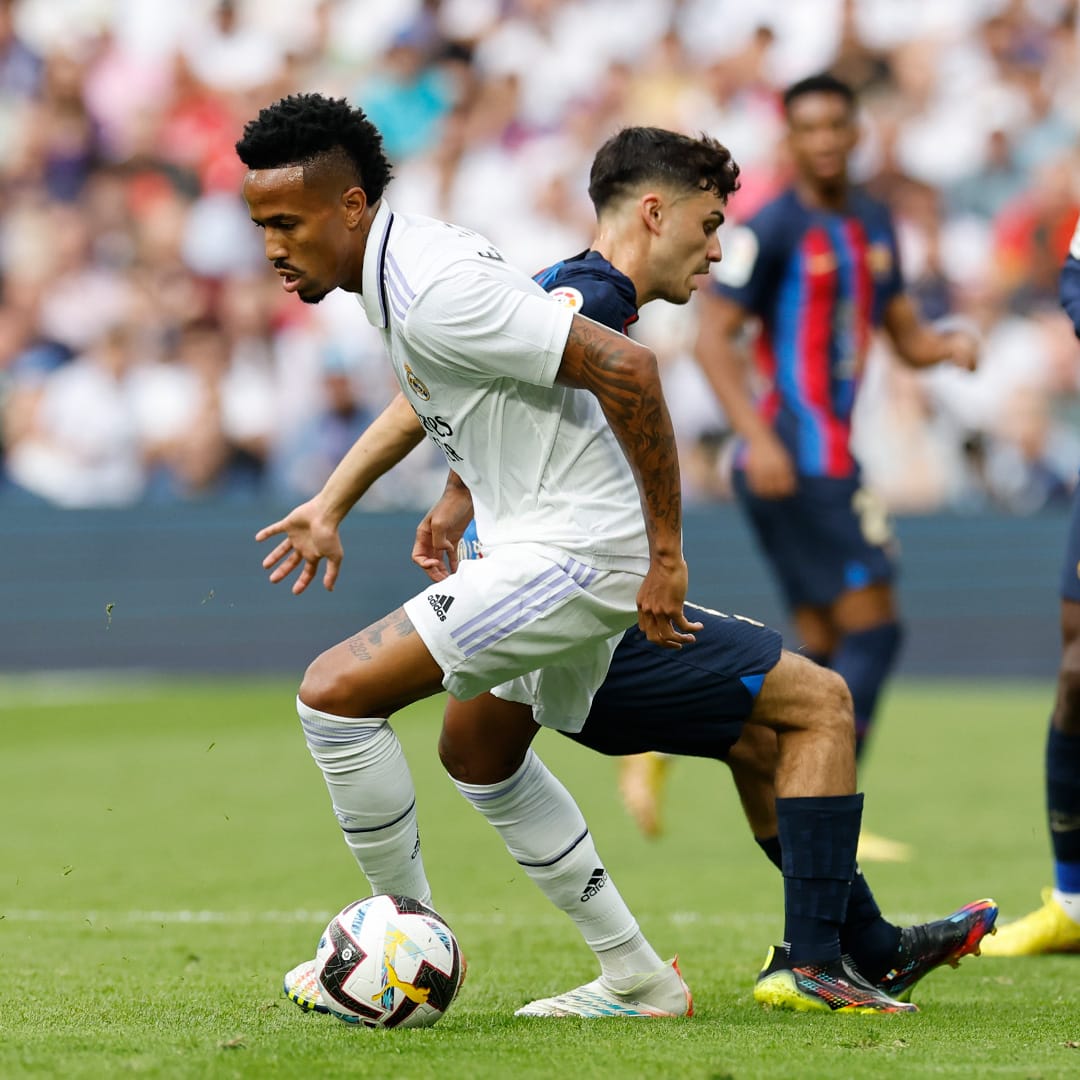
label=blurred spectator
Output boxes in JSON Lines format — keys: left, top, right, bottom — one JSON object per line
{"left": 5, "top": 316, "right": 146, "bottom": 506}
{"left": 353, "top": 27, "right": 456, "bottom": 162}
{"left": 0, "top": 0, "right": 1078, "bottom": 514}
{"left": 270, "top": 345, "right": 377, "bottom": 497}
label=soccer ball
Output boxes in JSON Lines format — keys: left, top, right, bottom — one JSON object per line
{"left": 315, "top": 894, "right": 465, "bottom": 1028}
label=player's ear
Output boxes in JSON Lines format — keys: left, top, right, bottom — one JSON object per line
{"left": 342, "top": 186, "right": 368, "bottom": 229}
{"left": 639, "top": 193, "right": 663, "bottom": 236}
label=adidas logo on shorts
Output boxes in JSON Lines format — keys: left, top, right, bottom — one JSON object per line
{"left": 580, "top": 867, "right": 608, "bottom": 902}
{"left": 427, "top": 593, "right": 455, "bottom": 621}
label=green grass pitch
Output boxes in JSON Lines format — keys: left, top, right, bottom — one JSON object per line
{"left": 3, "top": 676, "right": 1079, "bottom": 1078}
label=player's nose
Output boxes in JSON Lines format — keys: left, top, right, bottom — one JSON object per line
{"left": 263, "top": 231, "right": 288, "bottom": 262}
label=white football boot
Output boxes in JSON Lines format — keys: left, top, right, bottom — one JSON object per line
{"left": 283, "top": 958, "right": 330, "bottom": 1014}
{"left": 515, "top": 958, "right": 693, "bottom": 1018}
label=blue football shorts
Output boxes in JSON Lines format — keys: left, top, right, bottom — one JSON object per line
{"left": 732, "top": 470, "right": 897, "bottom": 610}
{"left": 566, "top": 601, "right": 783, "bottom": 761}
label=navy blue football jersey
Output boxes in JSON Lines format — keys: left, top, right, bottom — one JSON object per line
{"left": 533, "top": 250, "right": 639, "bottom": 334}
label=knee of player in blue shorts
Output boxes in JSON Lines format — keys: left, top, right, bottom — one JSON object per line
{"left": 808, "top": 664, "right": 855, "bottom": 742}
{"left": 758, "top": 653, "right": 853, "bottom": 742}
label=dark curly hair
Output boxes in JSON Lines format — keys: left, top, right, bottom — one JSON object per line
{"left": 587, "top": 127, "right": 740, "bottom": 214}
{"left": 235, "top": 93, "right": 393, "bottom": 201}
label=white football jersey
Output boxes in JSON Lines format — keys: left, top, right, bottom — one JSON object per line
{"left": 357, "top": 201, "right": 648, "bottom": 571}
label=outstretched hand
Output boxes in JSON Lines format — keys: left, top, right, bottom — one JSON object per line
{"left": 255, "top": 497, "right": 345, "bottom": 595}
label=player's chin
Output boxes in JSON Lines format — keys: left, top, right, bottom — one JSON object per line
{"left": 297, "top": 282, "right": 332, "bottom": 304}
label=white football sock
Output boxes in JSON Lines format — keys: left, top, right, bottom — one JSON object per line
{"left": 452, "top": 750, "right": 667, "bottom": 988}
{"left": 297, "top": 697, "right": 432, "bottom": 908}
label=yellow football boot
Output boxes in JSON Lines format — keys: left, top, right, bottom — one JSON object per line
{"left": 980, "top": 888, "right": 1080, "bottom": 957}
{"left": 857, "top": 829, "right": 914, "bottom": 863}
{"left": 617, "top": 752, "right": 671, "bottom": 838}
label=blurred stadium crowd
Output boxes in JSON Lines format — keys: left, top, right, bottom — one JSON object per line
{"left": 1, "top": 0, "right": 1079, "bottom": 512}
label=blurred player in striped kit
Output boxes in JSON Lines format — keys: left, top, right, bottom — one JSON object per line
{"left": 695, "top": 73, "right": 978, "bottom": 863}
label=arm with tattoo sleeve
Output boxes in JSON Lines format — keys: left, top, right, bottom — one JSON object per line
{"left": 556, "top": 314, "right": 701, "bottom": 648}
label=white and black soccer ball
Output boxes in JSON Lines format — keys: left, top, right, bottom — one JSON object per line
{"left": 315, "top": 894, "right": 465, "bottom": 1028}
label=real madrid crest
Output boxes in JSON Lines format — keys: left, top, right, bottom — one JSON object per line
{"left": 405, "top": 363, "right": 430, "bottom": 401}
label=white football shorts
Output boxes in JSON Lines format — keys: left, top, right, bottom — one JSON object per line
{"left": 402, "top": 542, "right": 642, "bottom": 732}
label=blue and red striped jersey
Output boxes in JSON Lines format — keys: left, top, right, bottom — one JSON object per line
{"left": 533, "top": 249, "right": 639, "bottom": 335}
{"left": 712, "top": 188, "right": 903, "bottom": 477}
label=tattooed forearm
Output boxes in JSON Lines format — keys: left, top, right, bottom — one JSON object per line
{"left": 559, "top": 318, "right": 683, "bottom": 552}
{"left": 347, "top": 608, "right": 417, "bottom": 661}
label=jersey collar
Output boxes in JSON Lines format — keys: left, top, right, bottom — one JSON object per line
{"left": 358, "top": 199, "right": 395, "bottom": 329}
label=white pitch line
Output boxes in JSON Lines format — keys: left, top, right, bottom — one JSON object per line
{"left": 0, "top": 908, "right": 781, "bottom": 928}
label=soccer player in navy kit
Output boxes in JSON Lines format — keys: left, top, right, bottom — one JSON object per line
{"left": 695, "top": 73, "right": 978, "bottom": 862}
{"left": 984, "top": 227, "right": 1080, "bottom": 955}
{"left": 425, "top": 127, "right": 995, "bottom": 1011}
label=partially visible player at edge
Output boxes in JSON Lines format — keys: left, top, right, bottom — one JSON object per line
{"left": 238, "top": 92, "right": 701, "bottom": 1022}
{"left": 983, "top": 219, "right": 1080, "bottom": 956}
{"left": 694, "top": 72, "right": 978, "bottom": 862}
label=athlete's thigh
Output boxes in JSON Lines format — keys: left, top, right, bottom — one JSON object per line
{"left": 301, "top": 607, "right": 446, "bottom": 718}
{"left": 568, "top": 601, "right": 783, "bottom": 759}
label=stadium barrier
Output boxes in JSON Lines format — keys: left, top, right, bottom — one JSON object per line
{"left": 0, "top": 502, "right": 1064, "bottom": 678}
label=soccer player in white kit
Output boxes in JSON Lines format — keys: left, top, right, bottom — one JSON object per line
{"left": 237, "top": 93, "right": 699, "bottom": 1016}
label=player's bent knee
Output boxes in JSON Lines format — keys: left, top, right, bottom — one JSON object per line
{"left": 438, "top": 728, "right": 525, "bottom": 785}
{"left": 756, "top": 651, "right": 853, "bottom": 736}
{"left": 298, "top": 651, "right": 366, "bottom": 718}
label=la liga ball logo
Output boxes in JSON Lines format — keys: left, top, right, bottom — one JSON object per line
{"left": 549, "top": 286, "right": 584, "bottom": 311}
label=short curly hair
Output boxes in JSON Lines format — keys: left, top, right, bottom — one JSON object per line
{"left": 588, "top": 127, "right": 740, "bottom": 214}
{"left": 235, "top": 93, "right": 393, "bottom": 201}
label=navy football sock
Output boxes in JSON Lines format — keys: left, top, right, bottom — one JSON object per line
{"left": 776, "top": 794, "right": 863, "bottom": 966}
{"left": 761, "top": 832, "right": 898, "bottom": 974}
{"left": 755, "top": 834, "right": 783, "bottom": 870}
{"left": 840, "top": 865, "right": 901, "bottom": 980}
{"left": 830, "top": 622, "right": 902, "bottom": 760}
{"left": 1047, "top": 725, "right": 1080, "bottom": 892}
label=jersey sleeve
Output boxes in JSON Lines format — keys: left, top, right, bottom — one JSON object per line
{"left": 404, "top": 270, "right": 574, "bottom": 387}
{"left": 709, "top": 217, "right": 782, "bottom": 315}
{"left": 1061, "top": 217, "right": 1080, "bottom": 338}
{"left": 548, "top": 275, "right": 628, "bottom": 333}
